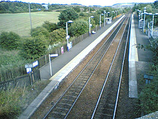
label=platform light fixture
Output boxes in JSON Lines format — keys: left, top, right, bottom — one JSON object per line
{"left": 66, "top": 20, "right": 73, "bottom": 51}
{"left": 89, "top": 16, "right": 94, "bottom": 36}
{"left": 104, "top": 10, "right": 106, "bottom": 27}
{"left": 146, "top": 12, "right": 158, "bottom": 37}
{"left": 100, "top": 13, "right": 104, "bottom": 29}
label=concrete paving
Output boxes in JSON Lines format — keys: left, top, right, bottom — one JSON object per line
{"left": 129, "top": 13, "right": 139, "bottom": 98}
{"left": 129, "top": 13, "right": 153, "bottom": 98}
{"left": 19, "top": 16, "right": 124, "bottom": 119}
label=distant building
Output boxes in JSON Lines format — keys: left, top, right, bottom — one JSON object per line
{"left": 42, "top": 4, "right": 48, "bottom": 10}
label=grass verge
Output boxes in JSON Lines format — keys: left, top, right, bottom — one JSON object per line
{"left": 0, "top": 80, "right": 50, "bottom": 119}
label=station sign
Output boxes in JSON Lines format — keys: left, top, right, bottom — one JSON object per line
{"left": 25, "top": 60, "right": 39, "bottom": 74}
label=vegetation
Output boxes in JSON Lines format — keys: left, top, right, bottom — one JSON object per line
{"left": 69, "top": 19, "right": 88, "bottom": 36}
{"left": 139, "top": 76, "right": 158, "bottom": 114}
{"left": 0, "top": 87, "right": 26, "bottom": 119}
{"left": 31, "top": 27, "right": 50, "bottom": 39}
{"left": 0, "top": 2, "right": 125, "bottom": 72}
{"left": 137, "top": 34, "right": 158, "bottom": 115}
{"left": 0, "top": 12, "right": 60, "bottom": 37}
{"left": 0, "top": 80, "right": 50, "bottom": 119}
{"left": 0, "top": 2, "right": 127, "bottom": 118}
{"left": 20, "top": 36, "right": 48, "bottom": 60}
{"left": 42, "top": 21, "right": 58, "bottom": 32}
{"left": 0, "top": 1, "right": 44, "bottom": 13}
{"left": 50, "top": 28, "right": 66, "bottom": 44}
{"left": 0, "top": 31, "right": 21, "bottom": 50}
{"left": 58, "top": 8, "right": 79, "bottom": 28}
{"left": 133, "top": 2, "right": 158, "bottom": 25}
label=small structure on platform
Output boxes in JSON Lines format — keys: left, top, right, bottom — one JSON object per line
{"left": 139, "top": 19, "right": 144, "bottom": 28}
{"left": 147, "top": 26, "right": 158, "bottom": 38}
{"left": 105, "top": 17, "right": 112, "bottom": 24}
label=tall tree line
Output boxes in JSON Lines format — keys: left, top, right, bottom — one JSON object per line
{"left": 0, "top": 1, "right": 44, "bottom": 13}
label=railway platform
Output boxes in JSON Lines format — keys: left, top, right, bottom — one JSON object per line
{"left": 129, "top": 13, "right": 153, "bottom": 98}
{"left": 19, "top": 15, "right": 124, "bottom": 119}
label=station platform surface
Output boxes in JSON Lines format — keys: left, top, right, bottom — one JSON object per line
{"left": 19, "top": 16, "right": 124, "bottom": 119}
{"left": 129, "top": 13, "right": 153, "bottom": 98}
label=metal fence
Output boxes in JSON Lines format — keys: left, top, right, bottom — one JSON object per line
{"left": 0, "top": 25, "right": 101, "bottom": 89}
{"left": 0, "top": 69, "right": 40, "bottom": 90}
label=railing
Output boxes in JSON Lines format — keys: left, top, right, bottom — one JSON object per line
{"left": 0, "top": 24, "right": 104, "bottom": 90}
{"left": 0, "top": 69, "right": 40, "bottom": 90}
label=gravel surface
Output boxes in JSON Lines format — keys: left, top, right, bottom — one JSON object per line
{"left": 30, "top": 15, "right": 139, "bottom": 119}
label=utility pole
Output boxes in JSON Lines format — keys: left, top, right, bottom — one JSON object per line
{"left": 29, "top": 3, "right": 32, "bottom": 34}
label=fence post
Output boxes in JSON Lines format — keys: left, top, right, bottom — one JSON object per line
{"left": 29, "top": 73, "right": 32, "bottom": 85}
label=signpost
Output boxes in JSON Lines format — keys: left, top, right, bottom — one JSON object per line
{"left": 49, "top": 54, "right": 58, "bottom": 76}
{"left": 25, "top": 60, "right": 39, "bottom": 74}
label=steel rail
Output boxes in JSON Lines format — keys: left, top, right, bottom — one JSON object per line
{"left": 43, "top": 17, "right": 125, "bottom": 119}
{"left": 112, "top": 15, "right": 131, "bottom": 119}
{"left": 64, "top": 17, "right": 126, "bottom": 119}
{"left": 91, "top": 16, "right": 129, "bottom": 119}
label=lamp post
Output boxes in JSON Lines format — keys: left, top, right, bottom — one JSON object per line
{"left": 104, "top": 10, "right": 106, "bottom": 27}
{"left": 107, "top": 12, "right": 110, "bottom": 17}
{"left": 66, "top": 20, "right": 73, "bottom": 51}
{"left": 143, "top": 7, "right": 146, "bottom": 33}
{"left": 100, "top": 14, "right": 104, "bottom": 29}
{"left": 89, "top": 16, "right": 94, "bottom": 36}
{"left": 29, "top": 2, "right": 32, "bottom": 34}
{"left": 146, "top": 13, "right": 158, "bottom": 37}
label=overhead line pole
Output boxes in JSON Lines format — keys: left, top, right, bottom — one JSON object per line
{"left": 29, "top": 2, "right": 33, "bottom": 34}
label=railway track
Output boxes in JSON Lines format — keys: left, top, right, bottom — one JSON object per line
{"left": 40, "top": 14, "right": 130, "bottom": 119}
{"left": 91, "top": 14, "right": 131, "bottom": 119}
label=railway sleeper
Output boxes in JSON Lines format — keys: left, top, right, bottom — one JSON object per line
{"left": 67, "top": 91, "right": 79, "bottom": 95}
{"left": 69, "top": 87, "right": 83, "bottom": 92}
{"left": 58, "top": 102, "right": 72, "bottom": 107}
{"left": 65, "top": 94, "right": 78, "bottom": 98}
{"left": 55, "top": 106, "right": 69, "bottom": 111}
{"left": 57, "top": 103, "right": 72, "bottom": 109}
{"left": 71, "top": 83, "right": 85, "bottom": 89}
{"left": 62, "top": 97, "right": 75, "bottom": 102}
{"left": 60, "top": 99, "right": 74, "bottom": 104}
{"left": 51, "top": 111, "right": 66, "bottom": 118}
{"left": 94, "top": 112, "right": 112, "bottom": 119}
{"left": 103, "top": 108, "right": 113, "bottom": 115}
{"left": 52, "top": 108, "right": 68, "bottom": 114}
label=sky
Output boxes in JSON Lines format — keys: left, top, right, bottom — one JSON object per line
{"left": 5, "top": 0, "right": 156, "bottom": 6}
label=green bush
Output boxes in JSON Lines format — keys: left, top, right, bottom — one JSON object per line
{"left": 20, "top": 36, "right": 47, "bottom": 60}
{"left": 0, "top": 50, "right": 28, "bottom": 69}
{"left": 42, "top": 21, "right": 58, "bottom": 32}
{"left": 69, "top": 19, "right": 88, "bottom": 37}
{"left": 50, "top": 28, "right": 66, "bottom": 44}
{"left": 0, "top": 88, "right": 26, "bottom": 119}
{"left": 58, "top": 8, "right": 79, "bottom": 28}
{"left": 31, "top": 27, "right": 50, "bottom": 39}
{"left": 0, "top": 32, "right": 20, "bottom": 50}
{"left": 138, "top": 37, "right": 158, "bottom": 114}
{"left": 139, "top": 78, "right": 158, "bottom": 114}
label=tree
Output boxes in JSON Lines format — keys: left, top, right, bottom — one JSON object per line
{"left": 0, "top": 31, "right": 20, "bottom": 50}
{"left": 154, "top": 1, "right": 158, "bottom": 9}
{"left": 139, "top": 78, "right": 158, "bottom": 114}
{"left": 58, "top": 8, "right": 79, "bottom": 28}
{"left": 42, "top": 21, "right": 57, "bottom": 32}
{"left": 31, "top": 27, "right": 50, "bottom": 38}
{"left": 20, "top": 36, "right": 47, "bottom": 60}
{"left": 50, "top": 28, "right": 66, "bottom": 44}
{"left": 73, "top": 6, "right": 80, "bottom": 13}
{"left": 69, "top": 19, "right": 88, "bottom": 36}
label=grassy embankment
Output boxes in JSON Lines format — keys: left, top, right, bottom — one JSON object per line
{"left": 0, "top": 12, "right": 60, "bottom": 37}
{"left": 0, "top": 12, "right": 59, "bottom": 118}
